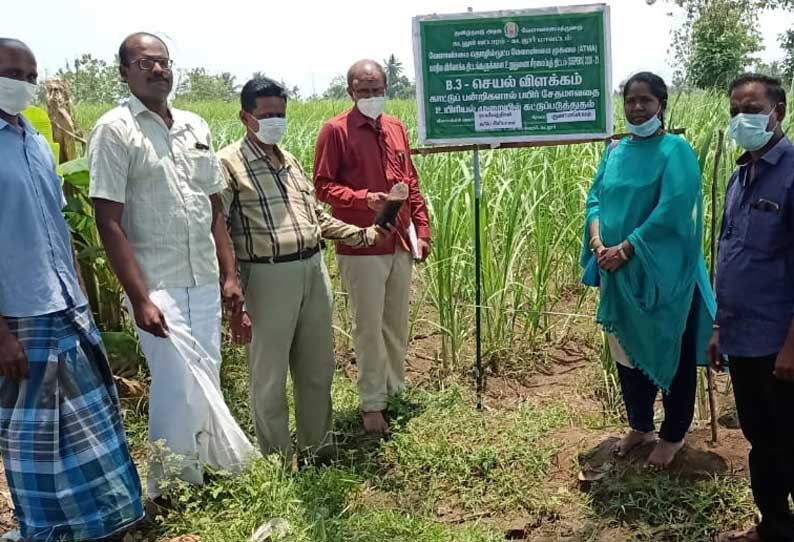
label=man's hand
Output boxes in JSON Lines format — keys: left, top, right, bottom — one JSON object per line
{"left": 707, "top": 329, "right": 725, "bottom": 372}
{"left": 230, "top": 311, "right": 252, "bottom": 345}
{"left": 367, "top": 192, "right": 388, "bottom": 213}
{"left": 371, "top": 224, "right": 396, "bottom": 248}
{"left": 222, "top": 277, "right": 245, "bottom": 317}
{"left": 417, "top": 238, "right": 431, "bottom": 262}
{"left": 133, "top": 299, "right": 169, "bottom": 338}
{"left": 597, "top": 246, "right": 627, "bottom": 272}
{"left": 774, "top": 333, "right": 794, "bottom": 382}
{"left": 0, "top": 328, "right": 28, "bottom": 382}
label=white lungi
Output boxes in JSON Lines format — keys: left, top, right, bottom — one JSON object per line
{"left": 128, "top": 283, "right": 256, "bottom": 497}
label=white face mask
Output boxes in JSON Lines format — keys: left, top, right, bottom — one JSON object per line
{"left": 357, "top": 96, "right": 386, "bottom": 120}
{"left": 0, "top": 76, "right": 37, "bottom": 116}
{"left": 254, "top": 117, "right": 287, "bottom": 145}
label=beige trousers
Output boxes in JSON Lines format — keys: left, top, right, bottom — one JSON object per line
{"left": 338, "top": 250, "right": 413, "bottom": 412}
{"left": 240, "top": 254, "right": 335, "bottom": 459}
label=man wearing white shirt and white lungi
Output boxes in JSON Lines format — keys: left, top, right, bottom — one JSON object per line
{"left": 87, "top": 32, "right": 256, "bottom": 501}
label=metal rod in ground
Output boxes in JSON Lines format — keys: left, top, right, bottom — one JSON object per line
{"left": 706, "top": 129, "right": 725, "bottom": 445}
{"left": 473, "top": 148, "right": 484, "bottom": 410}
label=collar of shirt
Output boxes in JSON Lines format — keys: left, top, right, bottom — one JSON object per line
{"left": 736, "top": 136, "right": 791, "bottom": 167}
{"left": 125, "top": 94, "right": 182, "bottom": 131}
{"left": 127, "top": 93, "right": 171, "bottom": 119}
{"left": 736, "top": 137, "right": 791, "bottom": 186}
{"left": 0, "top": 114, "right": 35, "bottom": 134}
{"left": 127, "top": 94, "right": 151, "bottom": 117}
{"left": 350, "top": 106, "right": 382, "bottom": 130}
{"left": 241, "top": 137, "right": 290, "bottom": 174}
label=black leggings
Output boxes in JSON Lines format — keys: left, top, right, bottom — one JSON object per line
{"left": 616, "top": 295, "right": 698, "bottom": 443}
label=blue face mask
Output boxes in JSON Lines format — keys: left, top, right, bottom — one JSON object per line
{"left": 626, "top": 110, "right": 662, "bottom": 138}
{"left": 729, "top": 111, "right": 777, "bottom": 152}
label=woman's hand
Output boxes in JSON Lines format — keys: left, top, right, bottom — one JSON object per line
{"left": 597, "top": 245, "right": 627, "bottom": 272}
{"left": 597, "top": 240, "right": 633, "bottom": 272}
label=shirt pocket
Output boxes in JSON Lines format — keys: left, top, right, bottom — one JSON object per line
{"left": 182, "top": 149, "right": 217, "bottom": 194}
{"left": 745, "top": 203, "right": 786, "bottom": 254}
{"left": 385, "top": 146, "right": 408, "bottom": 184}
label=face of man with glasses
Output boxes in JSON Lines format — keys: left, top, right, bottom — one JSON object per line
{"left": 120, "top": 34, "right": 173, "bottom": 105}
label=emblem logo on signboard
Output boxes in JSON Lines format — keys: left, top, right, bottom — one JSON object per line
{"left": 504, "top": 21, "right": 519, "bottom": 38}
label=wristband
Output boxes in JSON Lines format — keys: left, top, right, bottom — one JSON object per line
{"left": 618, "top": 247, "right": 629, "bottom": 261}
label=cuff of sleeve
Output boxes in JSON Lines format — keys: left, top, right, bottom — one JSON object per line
{"left": 626, "top": 230, "right": 640, "bottom": 252}
{"left": 416, "top": 226, "right": 432, "bottom": 240}
{"left": 353, "top": 189, "right": 370, "bottom": 211}
{"left": 207, "top": 182, "right": 226, "bottom": 196}
{"left": 88, "top": 190, "right": 126, "bottom": 204}
{"left": 364, "top": 227, "right": 378, "bottom": 247}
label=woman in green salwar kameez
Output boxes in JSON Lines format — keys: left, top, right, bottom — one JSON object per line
{"left": 582, "top": 72, "right": 716, "bottom": 467}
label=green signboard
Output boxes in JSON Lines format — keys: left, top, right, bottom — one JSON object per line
{"left": 413, "top": 4, "right": 613, "bottom": 145}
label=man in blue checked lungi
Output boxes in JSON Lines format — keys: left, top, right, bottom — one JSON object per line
{"left": 0, "top": 38, "right": 144, "bottom": 541}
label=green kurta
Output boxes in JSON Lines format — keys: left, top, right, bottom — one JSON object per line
{"left": 581, "top": 133, "right": 716, "bottom": 391}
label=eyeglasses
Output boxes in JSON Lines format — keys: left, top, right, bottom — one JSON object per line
{"left": 129, "top": 58, "right": 173, "bottom": 71}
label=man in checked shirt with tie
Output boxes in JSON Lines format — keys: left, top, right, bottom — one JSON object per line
{"left": 218, "top": 77, "right": 387, "bottom": 463}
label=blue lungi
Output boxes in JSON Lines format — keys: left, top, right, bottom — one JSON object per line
{"left": 0, "top": 306, "right": 143, "bottom": 541}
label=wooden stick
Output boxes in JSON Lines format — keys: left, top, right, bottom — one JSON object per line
{"left": 707, "top": 129, "right": 725, "bottom": 446}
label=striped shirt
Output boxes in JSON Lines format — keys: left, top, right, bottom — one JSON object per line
{"left": 88, "top": 95, "right": 225, "bottom": 290}
{"left": 218, "top": 137, "right": 376, "bottom": 261}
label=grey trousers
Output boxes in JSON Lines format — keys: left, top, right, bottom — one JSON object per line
{"left": 241, "top": 254, "right": 335, "bottom": 459}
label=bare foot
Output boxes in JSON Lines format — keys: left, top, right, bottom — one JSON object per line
{"left": 646, "top": 438, "right": 685, "bottom": 468}
{"left": 613, "top": 430, "right": 656, "bottom": 457}
{"left": 362, "top": 411, "right": 389, "bottom": 435}
{"left": 717, "top": 527, "right": 762, "bottom": 542}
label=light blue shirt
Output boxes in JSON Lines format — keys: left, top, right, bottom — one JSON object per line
{"left": 0, "top": 115, "right": 87, "bottom": 317}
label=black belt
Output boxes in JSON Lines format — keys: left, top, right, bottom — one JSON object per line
{"left": 240, "top": 245, "right": 321, "bottom": 264}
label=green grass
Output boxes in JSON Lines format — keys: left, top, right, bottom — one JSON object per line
{"left": 149, "top": 353, "right": 572, "bottom": 540}
{"left": 586, "top": 468, "right": 755, "bottom": 542}
{"left": 112, "top": 344, "right": 756, "bottom": 542}
{"left": 378, "top": 388, "right": 570, "bottom": 517}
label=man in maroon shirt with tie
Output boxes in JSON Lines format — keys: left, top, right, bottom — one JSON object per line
{"left": 314, "top": 59, "right": 431, "bottom": 434}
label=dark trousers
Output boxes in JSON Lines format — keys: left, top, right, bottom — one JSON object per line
{"left": 730, "top": 355, "right": 794, "bottom": 542}
{"left": 616, "top": 298, "right": 698, "bottom": 443}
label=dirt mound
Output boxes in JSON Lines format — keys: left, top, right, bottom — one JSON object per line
{"left": 578, "top": 436, "right": 729, "bottom": 485}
